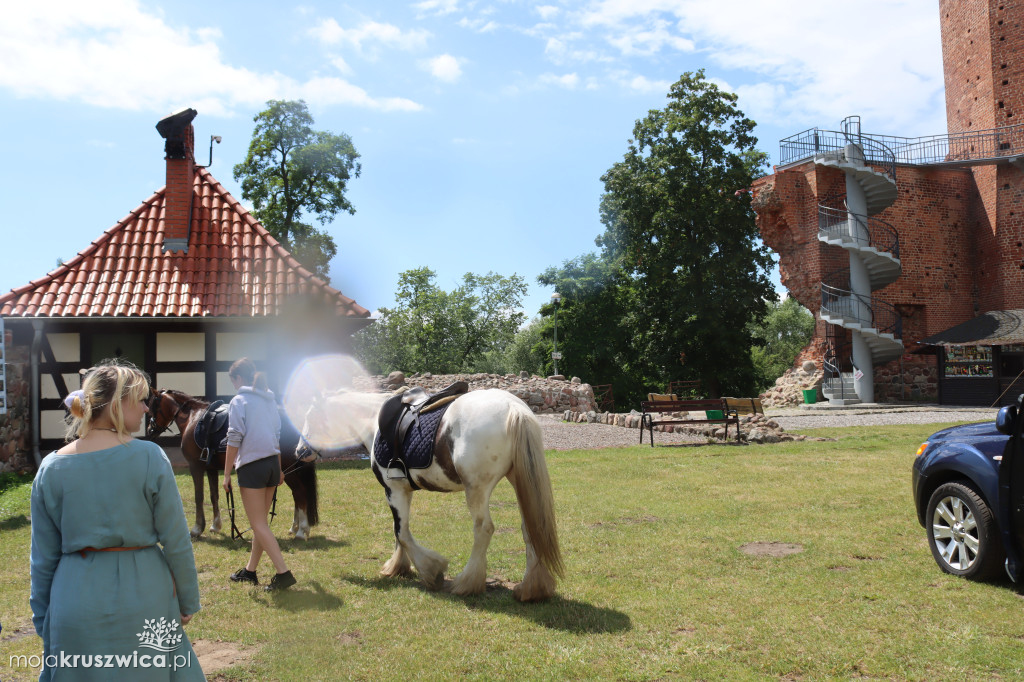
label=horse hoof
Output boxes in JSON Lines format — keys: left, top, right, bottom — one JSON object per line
{"left": 189, "top": 526, "right": 203, "bottom": 539}
{"left": 209, "top": 521, "right": 222, "bottom": 533}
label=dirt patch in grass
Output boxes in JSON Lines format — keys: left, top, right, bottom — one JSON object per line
{"left": 739, "top": 542, "right": 804, "bottom": 557}
{"left": 192, "top": 639, "right": 258, "bottom": 676}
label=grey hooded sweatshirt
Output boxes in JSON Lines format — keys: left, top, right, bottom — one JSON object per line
{"left": 226, "top": 386, "right": 282, "bottom": 469}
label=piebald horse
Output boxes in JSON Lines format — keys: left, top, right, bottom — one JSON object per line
{"left": 147, "top": 388, "right": 319, "bottom": 540}
{"left": 303, "top": 388, "right": 564, "bottom": 602}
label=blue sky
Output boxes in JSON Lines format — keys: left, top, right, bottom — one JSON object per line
{"left": 0, "top": 0, "right": 946, "bottom": 318}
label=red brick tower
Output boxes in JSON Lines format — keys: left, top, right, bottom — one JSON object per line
{"left": 940, "top": 0, "right": 1024, "bottom": 313}
{"left": 752, "top": 0, "right": 1024, "bottom": 405}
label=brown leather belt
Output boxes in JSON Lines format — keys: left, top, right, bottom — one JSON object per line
{"left": 78, "top": 545, "right": 153, "bottom": 559}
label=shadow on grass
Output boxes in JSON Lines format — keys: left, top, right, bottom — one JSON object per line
{"left": 195, "top": 533, "right": 348, "bottom": 552}
{"left": 340, "top": 574, "right": 631, "bottom": 634}
{"left": 252, "top": 580, "right": 343, "bottom": 613}
{"left": 0, "top": 514, "right": 29, "bottom": 532}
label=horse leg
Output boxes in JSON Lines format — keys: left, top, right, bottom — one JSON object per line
{"left": 188, "top": 461, "right": 206, "bottom": 538}
{"left": 380, "top": 482, "right": 448, "bottom": 589}
{"left": 451, "top": 477, "right": 501, "bottom": 596}
{"left": 507, "top": 470, "right": 557, "bottom": 602}
{"left": 285, "top": 468, "right": 309, "bottom": 540}
{"left": 207, "top": 468, "right": 222, "bottom": 533}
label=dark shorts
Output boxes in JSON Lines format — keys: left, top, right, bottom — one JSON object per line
{"left": 236, "top": 455, "right": 281, "bottom": 489}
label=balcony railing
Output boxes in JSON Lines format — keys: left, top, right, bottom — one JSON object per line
{"left": 782, "top": 122, "right": 1024, "bottom": 169}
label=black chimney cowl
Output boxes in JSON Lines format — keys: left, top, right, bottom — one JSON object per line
{"left": 156, "top": 108, "right": 198, "bottom": 159}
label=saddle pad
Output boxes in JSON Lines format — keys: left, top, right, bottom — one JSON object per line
{"left": 194, "top": 401, "right": 229, "bottom": 452}
{"left": 373, "top": 401, "right": 453, "bottom": 471}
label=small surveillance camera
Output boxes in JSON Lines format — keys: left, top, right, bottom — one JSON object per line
{"left": 212, "top": 135, "right": 222, "bottom": 143}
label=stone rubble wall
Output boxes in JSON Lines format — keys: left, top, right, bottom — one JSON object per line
{"left": 356, "top": 371, "right": 597, "bottom": 414}
{"left": 759, "top": 365, "right": 824, "bottom": 408}
{"left": 561, "top": 409, "right": 805, "bottom": 444}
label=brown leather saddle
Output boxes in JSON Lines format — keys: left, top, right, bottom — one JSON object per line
{"left": 377, "top": 381, "right": 469, "bottom": 481}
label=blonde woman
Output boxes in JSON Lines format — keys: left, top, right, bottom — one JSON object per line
{"left": 222, "top": 357, "right": 295, "bottom": 591}
{"left": 29, "top": 359, "right": 204, "bottom": 681}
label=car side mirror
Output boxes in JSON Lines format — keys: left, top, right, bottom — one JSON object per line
{"left": 997, "top": 405, "right": 1018, "bottom": 435}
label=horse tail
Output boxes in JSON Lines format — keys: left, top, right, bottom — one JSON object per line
{"left": 299, "top": 461, "right": 319, "bottom": 527}
{"left": 507, "top": 401, "right": 564, "bottom": 578}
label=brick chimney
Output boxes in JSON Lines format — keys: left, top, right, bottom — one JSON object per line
{"left": 155, "top": 108, "right": 198, "bottom": 253}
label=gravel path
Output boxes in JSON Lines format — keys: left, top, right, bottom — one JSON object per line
{"left": 535, "top": 406, "right": 996, "bottom": 451}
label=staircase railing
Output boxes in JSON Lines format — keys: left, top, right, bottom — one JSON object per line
{"left": 820, "top": 273, "right": 903, "bottom": 340}
{"left": 823, "top": 326, "right": 853, "bottom": 401}
{"left": 779, "top": 128, "right": 897, "bottom": 180}
{"left": 818, "top": 204, "right": 900, "bottom": 260}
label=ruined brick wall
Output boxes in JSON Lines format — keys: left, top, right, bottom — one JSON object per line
{"left": 0, "top": 330, "right": 32, "bottom": 472}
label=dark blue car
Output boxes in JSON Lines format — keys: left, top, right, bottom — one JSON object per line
{"left": 912, "top": 402, "right": 1024, "bottom": 581}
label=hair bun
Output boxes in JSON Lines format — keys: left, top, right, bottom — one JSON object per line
{"left": 64, "top": 390, "right": 87, "bottom": 419}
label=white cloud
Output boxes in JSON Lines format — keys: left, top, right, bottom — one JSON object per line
{"left": 536, "top": 5, "right": 560, "bottom": 20}
{"left": 457, "top": 17, "right": 500, "bottom": 33}
{"left": 539, "top": 72, "right": 580, "bottom": 89}
{"left": 413, "top": 0, "right": 460, "bottom": 16}
{"left": 0, "top": 2, "right": 423, "bottom": 115}
{"left": 330, "top": 56, "right": 353, "bottom": 76}
{"left": 423, "top": 54, "right": 463, "bottom": 83}
{"left": 295, "top": 77, "right": 423, "bottom": 112}
{"left": 609, "top": 71, "right": 671, "bottom": 94}
{"left": 572, "top": 0, "right": 945, "bottom": 135}
{"left": 308, "top": 18, "right": 430, "bottom": 53}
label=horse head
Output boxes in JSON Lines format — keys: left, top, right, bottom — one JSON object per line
{"left": 146, "top": 389, "right": 187, "bottom": 439}
{"left": 301, "top": 389, "right": 380, "bottom": 454}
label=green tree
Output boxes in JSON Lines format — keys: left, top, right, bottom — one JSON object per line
{"left": 233, "top": 99, "right": 360, "bottom": 278}
{"left": 749, "top": 297, "right": 816, "bottom": 391}
{"left": 536, "top": 253, "right": 650, "bottom": 407}
{"left": 596, "top": 70, "right": 776, "bottom": 398}
{"left": 353, "top": 267, "right": 528, "bottom": 374}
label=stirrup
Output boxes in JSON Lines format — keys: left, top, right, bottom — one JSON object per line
{"left": 199, "top": 447, "right": 210, "bottom": 463}
{"left": 385, "top": 457, "right": 409, "bottom": 481}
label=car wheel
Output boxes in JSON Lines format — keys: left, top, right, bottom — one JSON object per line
{"left": 926, "top": 482, "right": 1004, "bottom": 580}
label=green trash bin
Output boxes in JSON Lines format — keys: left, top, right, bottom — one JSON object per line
{"left": 802, "top": 389, "right": 817, "bottom": 404}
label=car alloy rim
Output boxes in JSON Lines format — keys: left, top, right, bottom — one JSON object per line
{"left": 931, "top": 495, "right": 979, "bottom": 570}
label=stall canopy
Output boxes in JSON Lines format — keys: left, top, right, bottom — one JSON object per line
{"left": 919, "top": 309, "right": 1024, "bottom": 347}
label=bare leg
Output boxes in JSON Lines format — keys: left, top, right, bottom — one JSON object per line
{"left": 207, "top": 469, "right": 222, "bottom": 533}
{"left": 240, "top": 485, "right": 288, "bottom": 575}
{"left": 189, "top": 463, "right": 206, "bottom": 538}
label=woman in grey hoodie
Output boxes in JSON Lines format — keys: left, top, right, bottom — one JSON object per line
{"left": 221, "top": 357, "right": 296, "bottom": 591}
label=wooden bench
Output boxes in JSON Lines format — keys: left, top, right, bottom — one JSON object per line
{"left": 723, "top": 397, "right": 765, "bottom": 416}
{"left": 639, "top": 398, "right": 740, "bottom": 446}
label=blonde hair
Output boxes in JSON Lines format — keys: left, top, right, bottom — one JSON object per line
{"left": 66, "top": 359, "right": 151, "bottom": 441}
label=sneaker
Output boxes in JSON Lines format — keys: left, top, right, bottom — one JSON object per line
{"left": 230, "top": 567, "right": 258, "bottom": 584}
{"left": 264, "top": 570, "right": 296, "bottom": 591}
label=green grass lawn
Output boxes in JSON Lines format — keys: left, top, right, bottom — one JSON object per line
{"left": 3, "top": 422, "right": 1024, "bottom": 680}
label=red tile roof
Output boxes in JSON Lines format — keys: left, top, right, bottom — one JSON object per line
{"left": 0, "top": 167, "right": 371, "bottom": 319}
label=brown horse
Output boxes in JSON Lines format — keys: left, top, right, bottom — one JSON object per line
{"left": 146, "top": 388, "right": 319, "bottom": 540}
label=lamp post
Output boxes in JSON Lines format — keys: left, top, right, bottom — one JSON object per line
{"left": 551, "top": 292, "right": 562, "bottom": 376}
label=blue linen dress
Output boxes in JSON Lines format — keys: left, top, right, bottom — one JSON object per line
{"left": 30, "top": 439, "right": 204, "bottom": 681}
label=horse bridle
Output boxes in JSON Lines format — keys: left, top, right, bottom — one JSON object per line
{"left": 146, "top": 390, "right": 190, "bottom": 440}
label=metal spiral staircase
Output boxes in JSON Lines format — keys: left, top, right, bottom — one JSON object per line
{"left": 813, "top": 117, "right": 904, "bottom": 404}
